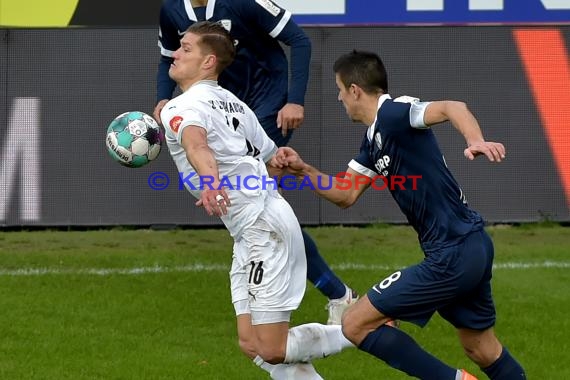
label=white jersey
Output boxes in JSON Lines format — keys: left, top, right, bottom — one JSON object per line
{"left": 161, "top": 80, "right": 278, "bottom": 239}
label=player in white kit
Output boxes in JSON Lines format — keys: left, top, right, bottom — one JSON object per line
{"left": 160, "top": 21, "right": 353, "bottom": 379}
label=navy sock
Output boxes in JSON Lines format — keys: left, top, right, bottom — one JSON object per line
{"left": 302, "top": 229, "right": 346, "bottom": 299}
{"left": 482, "top": 347, "right": 526, "bottom": 379}
{"left": 359, "top": 325, "right": 457, "bottom": 380}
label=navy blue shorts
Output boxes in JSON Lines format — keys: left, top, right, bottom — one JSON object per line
{"left": 258, "top": 115, "right": 293, "bottom": 148}
{"left": 367, "top": 228, "right": 496, "bottom": 330}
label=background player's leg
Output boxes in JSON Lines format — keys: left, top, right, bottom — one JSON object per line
{"left": 302, "top": 229, "right": 346, "bottom": 300}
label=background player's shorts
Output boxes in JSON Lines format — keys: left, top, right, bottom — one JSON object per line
{"left": 230, "top": 196, "right": 307, "bottom": 325}
{"left": 367, "top": 228, "right": 496, "bottom": 330}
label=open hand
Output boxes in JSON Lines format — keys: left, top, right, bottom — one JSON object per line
{"left": 464, "top": 142, "right": 505, "bottom": 162}
{"left": 277, "top": 104, "right": 304, "bottom": 137}
{"left": 195, "top": 188, "right": 231, "bottom": 217}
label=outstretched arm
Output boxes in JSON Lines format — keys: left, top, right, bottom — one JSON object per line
{"left": 423, "top": 101, "right": 505, "bottom": 162}
{"left": 273, "top": 147, "right": 370, "bottom": 208}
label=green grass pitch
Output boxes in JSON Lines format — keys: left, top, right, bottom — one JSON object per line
{"left": 0, "top": 224, "right": 568, "bottom": 379}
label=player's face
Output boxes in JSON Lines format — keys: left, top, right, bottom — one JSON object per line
{"left": 335, "top": 74, "right": 359, "bottom": 122}
{"left": 169, "top": 33, "right": 209, "bottom": 88}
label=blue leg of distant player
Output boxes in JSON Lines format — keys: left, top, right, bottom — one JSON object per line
{"left": 301, "top": 229, "right": 346, "bottom": 299}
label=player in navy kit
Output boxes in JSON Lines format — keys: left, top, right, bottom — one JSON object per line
{"left": 274, "top": 50, "right": 526, "bottom": 379}
{"left": 153, "top": 0, "right": 358, "bottom": 325}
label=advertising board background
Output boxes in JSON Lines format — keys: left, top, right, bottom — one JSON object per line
{"left": 1, "top": 26, "right": 569, "bottom": 226}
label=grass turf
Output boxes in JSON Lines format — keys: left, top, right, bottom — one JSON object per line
{"left": 0, "top": 224, "right": 568, "bottom": 379}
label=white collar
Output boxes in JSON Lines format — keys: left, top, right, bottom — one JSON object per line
{"left": 192, "top": 79, "right": 218, "bottom": 88}
{"left": 367, "top": 94, "right": 391, "bottom": 141}
{"left": 184, "top": 0, "right": 216, "bottom": 22}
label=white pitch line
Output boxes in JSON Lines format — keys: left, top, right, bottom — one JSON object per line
{"left": 0, "top": 261, "right": 568, "bottom": 277}
{"left": 336, "top": 261, "right": 570, "bottom": 271}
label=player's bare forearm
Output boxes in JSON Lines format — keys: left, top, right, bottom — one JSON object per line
{"left": 291, "top": 163, "right": 359, "bottom": 208}
{"left": 424, "top": 101, "right": 505, "bottom": 162}
{"left": 314, "top": 171, "right": 358, "bottom": 208}
{"left": 181, "top": 126, "right": 221, "bottom": 189}
{"left": 288, "top": 163, "right": 353, "bottom": 208}
{"left": 446, "top": 102, "right": 485, "bottom": 147}
{"left": 425, "top": 101, "right": 484, "bottom": 145}
{"left": 181, "top": 127, "right": 230, "bottom": 216}
{"left": 276, "top": 147, "right": 362, "bottom": 207}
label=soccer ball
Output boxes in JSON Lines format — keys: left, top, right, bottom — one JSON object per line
{"left": 106, "top": 111, "right": 162, "bottom": 168}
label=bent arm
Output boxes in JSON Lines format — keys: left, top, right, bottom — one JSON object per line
{"left": 180, "top": 125, "right": 221, "bottom": 189}
{"left": 294, "top": 163, "right": 370, "bottom": 208}
{"left": 422, "top": 100, "right": 505, "bottom": 162}
{"left": 423, "top": 101, "right": 484, "bottom": 146}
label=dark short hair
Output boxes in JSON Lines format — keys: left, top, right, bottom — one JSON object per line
{"left": 186, "top": 21, "right": 236, "bottom": 74}
{"left": 333, "top": 50, "right": 388, "bottom": 94}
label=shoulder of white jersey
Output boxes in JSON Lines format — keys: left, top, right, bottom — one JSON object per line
{"left": 161, "top": 90, "right": 208, "bottom": 130}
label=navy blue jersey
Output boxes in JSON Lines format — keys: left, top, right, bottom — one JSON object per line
{"left": 349, "top": 95, "right": 483, "bottom": 252}
{"left": 157, "top": 0, "right": 311, "bottom": 119}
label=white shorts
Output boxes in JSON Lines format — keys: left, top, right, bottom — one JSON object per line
{"left": 230, "top": 196, "right": 307, "bottom": 325}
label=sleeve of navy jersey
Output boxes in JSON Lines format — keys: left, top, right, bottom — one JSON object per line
{"left": 352, "top": 135, "right": 377, "bottom": 176}
{"left": 156, "top": 1, "right": 181, "bottom": 102}
{"left": 240, "top": 0, "right": 311, "bottom": 106}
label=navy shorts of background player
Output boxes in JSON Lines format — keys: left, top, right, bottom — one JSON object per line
{"left": 157, "top": 0, "right": 311, "bottom": 147}
{"left": 351, "top": 96, "right": 495, "bottom": 330}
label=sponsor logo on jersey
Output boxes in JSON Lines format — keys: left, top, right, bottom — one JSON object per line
{"left": 375, "top": 155, "right": 390, "bottom": 176}
{"left": 170, "top": 116, "right": 183, "bottom": 133}
{"left": 255, "top": 0, "right": 281, "bottom": 17}
{"left": 374, "top": 131, "right": 382, "bottom": 150}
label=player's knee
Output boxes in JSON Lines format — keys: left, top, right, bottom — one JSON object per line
{"left": 256, "top": 345, "right": 286, "bottom": 365}
{"left": 461, "top": 333, "right": 502, "bottom": 367}
{"left": 238, "top": 336, "right": 258, "bottom": 359}
{"left": 463, "top": 345, "right": 489, "bottom": 366}
{"left": 341, "top": 308, "right": 365, "bottom": 345}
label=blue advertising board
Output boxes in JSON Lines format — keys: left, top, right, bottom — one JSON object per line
{"left": 279, "top": 0, "right": 570, "bottom": 25}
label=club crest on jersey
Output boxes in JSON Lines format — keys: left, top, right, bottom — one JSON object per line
{"left": 255, "top": 0, "right": 281, "bottom": 16}
{"left": 170, "top": 116, "right": 183, "bottom": 133}
{"left": 218, "top": 19, "right": 232, "bottom": 32}
{"left": 374, "top": 132, "right": 382, "bottom": 150}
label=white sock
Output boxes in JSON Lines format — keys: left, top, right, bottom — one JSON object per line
{"left": 284, "top": 323, "right": 355, "bottom": 363}
{"left": 254, "top": 355, "right": 323, "bottom": 380}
